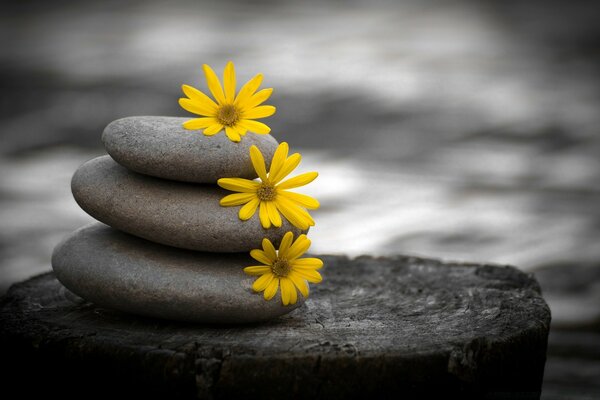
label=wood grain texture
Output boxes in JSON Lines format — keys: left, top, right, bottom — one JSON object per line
{"left": 0, "top": 255, "right": 551, "bottom": 399}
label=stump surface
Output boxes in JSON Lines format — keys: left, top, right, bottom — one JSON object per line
{"left": 0, "top": 255, "right": 550, "bottom": 399}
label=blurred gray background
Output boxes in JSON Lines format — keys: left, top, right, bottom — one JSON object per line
{"left": 1, "top": 0, "right": 599, "bottom": 398}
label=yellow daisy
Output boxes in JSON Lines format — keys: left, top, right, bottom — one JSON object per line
{"left": 218, "top": 142, "right": 319, "bottom": 230}
{"left": 244, "top": 232, "right": 323, "bottom": 306}
{"left": 179, "top": 61, "right": 276, "bottom": 142}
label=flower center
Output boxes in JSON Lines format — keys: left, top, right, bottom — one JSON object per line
{"left": 257, "top": 184, "right": 277, "bottom": 201}
{"left": 271, "top": 258, "right": 291, "bottom": 277}
{"left": 216, "top": 104, "right": 240, "bottom": 127}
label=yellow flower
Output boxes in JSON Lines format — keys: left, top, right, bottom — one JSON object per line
{"left": 218, "top": 142, "right": 319, "bottom": 230}
{"left": 244, "top": 232, "right": 323, "bottom": 306}
{"left": 179, "top": 61, "right": 276, "bottom": 142}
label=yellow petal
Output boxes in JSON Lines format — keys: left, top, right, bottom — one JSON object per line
{"left": 244, "top": 266, "right": 272, "bottom": 276}
{"left": 218, "top": 178, "right": 260, "bottom": 193}
{"left": 239, "top": 197, "right": 260, "bottom": 220}
{"left": 238, "top": 119, "right": 271, "bottom": 135}
{"left": 291, "top": 258, "right": 323, "bottom": 269}
{"left": 243, "top": 105, "right": 276, "bottom": 119}
{"left": 203, "top": 124, "right": 224, "bottom": 136}
{"left": 223, "top": 61, "right": 236, "bottom": 103}
{"left": 277, "top": 231, "right": 294, "bottom": 258}
{"left": 266, "top": 201, "right": 282, "bottom": 227}
{"left": 288, "top": 271, "right": 309, "bottom": 298}
{"left": 240, "top": 88, "right": 273, "bottom": 111}
{"left": 294, "top": 269, "right": 322, "bottom": 283}
{"left": 234, "top": 73, "right": 263, "bottom": 107}
{"left": 219, "top": 192, "right": 255, "bottom": 206}
{"left": 270, "top": 153, "right": 301, "bottom": 184}
{"left": 275, "top": 196, "right": 315, "bottom": 228}
{"left": 250, "top": 249, "right": 273, "bottom": 265}
{"left": 261, "top": 238, "right": 277, "bottom": 261}
{"left": 252, "top": 273, "right": 274, "bottom": 292}
{"left": 225, "top": 126, "right": 241, "bottom": 142}
{"left": 182, "top": 118, "right": 216, "bottom": 130}
{"left": 277, "top": 172, "right": 318, "bottom": 190}
{"left": 275, "top": 200, "right": 310, "bottom": 230}
{"left": 249, "top": 145, "right": 268, "bottom": 182}
{"left": 264, "top": 277, "right": 279, "bottom": 300}
{"left": 178, "top": 98, "right": 217, "bottom": 117}
{"left": 181, "top": 84, "right": 219, "bottom": 109}
{"left": 236, "top": 125, "right": 248, "bottom": 136}
{"left": 279, "top": 191, "right": 320, "bottom": 209}
{"left": 202, "top": 64, "right": 226, "bottom": 104}
{"left": 268, "top": 142, "right": 289, "bottom": 180}
{"left": 280, "top": 278, "right": 297, "bottom": 305}
{"left": 259, "top": 201, "right": 271, "bottom": 229}
{"left": 286, "top": 234, "right": 311, "bottom": 260}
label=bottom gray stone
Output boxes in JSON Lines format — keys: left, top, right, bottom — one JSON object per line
{"left": 51, "top": 223, "right": 303, "bottom": 323}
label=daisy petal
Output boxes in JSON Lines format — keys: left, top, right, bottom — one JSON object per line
{"left": 234, "top": 73, "right": 263, "bottom": 107}
{"left": 238, "top": 119, "right": 271, "bottom": 135}
{"left": 202, "top": 64, "right": 226, "bottom": 104}
{"left": 219, "top": 192, "right": 255, "bottom": 206}
{"left": 225, "top": 126, "right": 241, "bottom": 142}
{"left": 268, "top": 142, "right": 289, "bottom": 180}
{"left": 250, "top": 249, "right": 273, "bottom": 265}
{"left": 277, "top": 172, "right": 318, "bottom": 190}
{"left": 271, "top": 153, "right": 301, "bottom": 184}
{"left": 244, "top": 266, "right": 272, "bottom": 276}
{"left": 264, "top": 277, "right": 279, "bottom": 300}
{"left": 182, "top": 118, "right": 216, "bottom": 130}
{"left": 217, "top": 178, "right": 260, "bottom": 193}
{"left": 203, "top": 124, "right": 224, "bottom": 136}
{"left": 280, "top": 278, "right": 297, "bottom": 305}
{"left": 241, "top": 88, "right": 273, "bottom": 111}
{"left": 178, "top": 98, "right": 216, "bottom": 117}
{"left": 292, "top": 258, "right": 324, "bottom": 269}
{"left": 288, "top": 271, "right": 310, "bottom": 297}
{"left": 294, "top": 269, "right": 323, "bottom": 283}
{"left": 181, "top": 84, "right": 219, "bottom": 109}
{"left": 276, "top": 196, "right": 315, "bottom": 227}
{"left": 275, "top": 200, "right": 310, "bottom": 230}
{"left": 286, "top": 234, "right": 311, "bottom": 260}
{"left": 259, "top": 201, "right": 271, "bottom": 228}
{"left": 279, "top": 191, "right": 320, "bottom": 209}
{"left": 236, "top": 125, "right": 248, "bottom": 136}
{"left": 239, "top": 197, "right": 260, "bottom": 220}
{"left": 243, "top": 105, "right": 276, "bottom": 119}
{"left": 252, "top": 273, "right": 274, "bottom": 292}
{"left": 223, "top": 61, "right": 236, "bottom": 102}
{"left": 261, "top": 238, "right": 277, "bottom": 260}
{"left": 266, "top": 201, "right": 282, "bottom": 227}
{"left": 249, "top": 145, "right": 269, "bottom": 182}
{"left": 277, "top": 231, "right": 294, "bottom": 258}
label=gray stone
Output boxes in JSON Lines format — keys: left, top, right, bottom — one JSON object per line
{"left": 102, "top": 116, "right": 279, "bottom": 183}
{"left": 51, "top": 223, "right": 303, "bottom": 323}
{"left": 72, "top": 155, "right": 304, "bottom": 252}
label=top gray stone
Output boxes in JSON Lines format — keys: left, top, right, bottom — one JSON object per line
{"left": 102, "top": 116, "right": 279, "bottom": 183}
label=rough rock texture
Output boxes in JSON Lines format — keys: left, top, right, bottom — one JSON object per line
{"left": 0, "top": 254, "right": 550, "bottom": 399}
{"left": 72, "top": 155, "right": 304, "bottom": 252}
{"left": 102, "top": 116, "right": 279, "bottom": 183}
{"left": 52, "top": 223, "right": 303, "bottom": 323}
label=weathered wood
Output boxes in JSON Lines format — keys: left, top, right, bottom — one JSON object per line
{"left": 0, "top": 255, "right": 550, "bottom": 399}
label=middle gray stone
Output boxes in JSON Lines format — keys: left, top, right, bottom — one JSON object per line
{"left": 72, "top": 155, "right": 303, "bottom": 252}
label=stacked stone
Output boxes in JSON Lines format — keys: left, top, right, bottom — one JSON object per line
{"left": 52, "top": 116, "right": 306, "bottom": 323}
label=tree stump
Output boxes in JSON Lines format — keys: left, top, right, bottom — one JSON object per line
{"left": 0, "top": 255, "right": 550, "bottom": 399}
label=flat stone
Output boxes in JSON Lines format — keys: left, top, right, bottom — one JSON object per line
{"left": 102, "top": 116, "right": 279, "bottom": 183}
{"left": 71, "top": 155, "right": 304, "bottom": 252}
{"left": 1, "top": 253, "right": 550, "bottom": 398}
{"left": 51, "top": 223, "right": 302, "bottom": 323}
